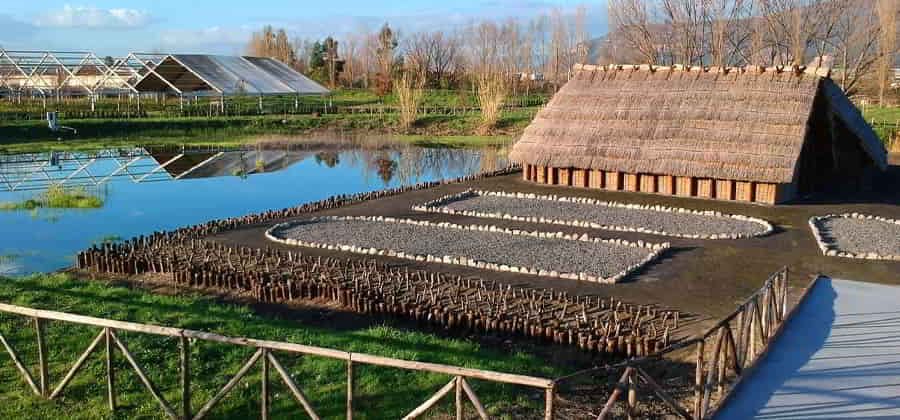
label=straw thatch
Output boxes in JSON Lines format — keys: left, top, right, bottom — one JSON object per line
{"left": 510, "top": 64, "right": 887, "bottom": 184}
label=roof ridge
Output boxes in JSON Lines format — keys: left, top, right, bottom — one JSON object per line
{"left": 573, "top": 63, "right": 829, "bottom": 78}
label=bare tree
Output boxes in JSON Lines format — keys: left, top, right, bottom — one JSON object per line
{"left": 608, "top": 0, "right": 661, "bottom": 64}
{"left": 342, "top": 34, "right": 360, "bottom": 87}
{"left": 406, "top": 30, "right": 462, "bottom": 87}
{"left": 247, "top": 26, "right": 297, "bottom": 66}
{"left": 877, "top": 0, "right": 897, "bottom": 104}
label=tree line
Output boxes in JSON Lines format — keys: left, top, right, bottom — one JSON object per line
{"left": 605, "top": 0, "right": 897, "bottom": 101}
{"left": 245, "top": 1, "right": 897, "bottom": 106}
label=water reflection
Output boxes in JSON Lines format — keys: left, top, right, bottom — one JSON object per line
{"left": 0, "top": 140, "right": 509, "bottom": 275}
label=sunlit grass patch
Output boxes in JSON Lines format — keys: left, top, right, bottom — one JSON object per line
{"left": 0, "top": 186, "right": 103, "bottom": 211}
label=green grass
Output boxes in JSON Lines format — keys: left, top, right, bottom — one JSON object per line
{"left": 0, "top": 274, "right": 565, "bottom": 419}
{"left": 861, "top": 105, "right": 900, "bottom": 147}
{"left": 0, "top": 186, "right": 103, "bottom": 211}
{"left": 861, "top": 105, "right": 900, "bottom": 122}
{"left": 0, "top": 107, "right": 536, "bottom": 154}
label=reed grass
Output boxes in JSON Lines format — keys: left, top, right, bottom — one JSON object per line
{"left": 0, "top": 186, "right": 103, "bottom": 211}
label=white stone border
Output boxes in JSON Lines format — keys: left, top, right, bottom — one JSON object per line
{"left": 808, "top": 213, "right": 900, "bottom": 261}
{"left": 412, "top": 189, "right": 774, "bottom": 240}
{"left": 265, "top": 216, "right": 671, "bottom": 284}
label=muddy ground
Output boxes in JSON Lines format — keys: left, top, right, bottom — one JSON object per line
{"left": 207, "top": 159, "right": 900, "bottom": 330}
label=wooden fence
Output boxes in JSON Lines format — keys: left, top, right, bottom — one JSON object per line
{"left": 0, "top": 267, "right": 807, "bottom": 419}
{"left": 0, "top": 302, "right": 555, "bottom": 419}
{"left": 556, "top": 267, "right": 801, "bottom": 419}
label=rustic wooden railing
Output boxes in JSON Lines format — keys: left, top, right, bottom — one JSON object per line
{"left": 555, "top": 267, "right": 804, "bottom": 419}
{"left": 0, "top": 303, "right": 556, "bottom": 419}
{"left": 0, "top": 268, "right": 810, "bottom": 419}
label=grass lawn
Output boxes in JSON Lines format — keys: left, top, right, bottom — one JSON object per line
{"left": 0, "top": 109, "right": 532, "bottom": 154}
{"left": 861, "top": 106, "right": 900, "bottom": 148}
{"left": 861, "top": 105, "right": 900, "bottom": 122}
{"left": 0, "top": 274, "right": 564, "bottom": 419}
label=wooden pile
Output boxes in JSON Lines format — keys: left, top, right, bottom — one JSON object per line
{"left": 74, "top": 165, "right": 683, "bottom": 356}
{"left": 78, "top": 237, "right": 681, "bottom": 357}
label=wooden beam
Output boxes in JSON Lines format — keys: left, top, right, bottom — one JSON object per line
{"left": 50, "top": 328, "right": 105, "bottom": 399}
{"left": 261, "top": 349, "right": 269, "bottom": 420}
{"left": 545, "top": 384, "right": 555, "bottom": 420}
{"left": 267, "top": 352, "right": 320, "bottom": 420}
{"left": 34, "top": 318, "right": 49, "bottom": 397}
{"left": 346, "top": 360, "right": 354, "bottom": 420}
{"left": 110, "top": 330, "right": 178, "bottom": 419}
{"left": 460, "top": 377, "right": 488, "bottom": 420}
{"left": 0, "top": 329, "right": 41, "bottom": 396}
{"left": 402, "top": 377, "right": 457, "bottom": 420}
{"left": 180, "top": 336, "right": 192, "bottom": 420}
{"left": 635, "top": 367, "right": 692, "bottom": 419}
{"left": 106, "top": 328, "right": 116, "bottom": 411}
{"left": 193, "top": 348, "right": 263, "bottom": 420}
{"left": 599, "top": 368, "right": 633, "bottom": 419}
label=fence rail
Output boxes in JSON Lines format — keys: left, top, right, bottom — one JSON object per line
{"left": 0, "top": 302, "right": 555, "bottom": 419}
{"left": 554, "top": 267, "right": 803, "bottom": 420}
{"left": 0, "top": 267, "right": 809, "bottom": 419}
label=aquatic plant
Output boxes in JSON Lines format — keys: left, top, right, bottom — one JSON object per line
{"left": 0, "top": 185, "right": 103, "bottom": 210}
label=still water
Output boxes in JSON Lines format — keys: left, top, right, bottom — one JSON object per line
{"left": 0, "top": 144, "right": 508, "bottom": 275}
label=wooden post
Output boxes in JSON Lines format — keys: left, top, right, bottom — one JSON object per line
{"left": 34, "top": 317, "right": 49, "bottom": 397}
{"left": 544, "top": 383, "right": 555, "bottom": 420}
{"left": 261, "top": 349, "right": 269, "bottom": 420}
{"left": 781, "top": 269, "right": 789, "bottom": 320}
{"left": 693, "top": 340, "right": 704, "bottom": 419}
{"left": 456, "top": 376, "right": 463, "bottom": 420}
{"left": 627, "top": 371, "right": 637, "bottom": 420}
{"left": 735, "top": 310, "right": 744, "bottom": 368}
{"left": 346, "top": 360, "right": 354, "bottom": 420}
{"left": 748, "top": 303, "right": 757, "bottom": 359}
{"left": 180, "top": 336, "right": 191, "bottom": 420}
{"left": 105, "top": 328, "right": 116, "bottom": 412}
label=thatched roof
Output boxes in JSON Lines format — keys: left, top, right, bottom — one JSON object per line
{"left": 510, "top": 64, "right": 887, "bottom": 184}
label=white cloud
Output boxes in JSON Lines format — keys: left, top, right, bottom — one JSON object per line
{"left": 157, "top": 26, "right": 252, "bottom": 54}
{"left": 34, "top": 5, "right": 152, "bottom": 29}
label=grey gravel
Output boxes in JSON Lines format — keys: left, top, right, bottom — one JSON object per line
{"left": 819, "top": 217, "right": 900, "bottom": 257}
{"left": 276, "top": 218, "right": 654, "bottom": 279}
{"left": 442, "top": 195, "right": 767, "bottom": 237}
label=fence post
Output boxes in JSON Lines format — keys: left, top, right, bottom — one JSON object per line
{"left": 346, "top": 359, "right": 354, "bottom": 420}
{"left": 694, "top": 340, "right": 705, "bottom": 419}
{"left": 456, "top": 376, "right": 463, "bottom": 420}
{"left": 261, "top": 348, "right": 269, "bottom": 420}
{"left": 781, "top": 268, "right": 789, "bottom": 320}
{"left": 105, "top": 328, "right": 116, "bottom": 412}
{"left": 627, "top": 371, "right": 637, "bottom": 420}
{"left": 544, "top": 382, "right": 555, "bottom": 420}
{"left": 180, "top": 336, "right": 191, "bottom": 420}
{"left": 34, "top": 318, "right": 49, "bottom": 397}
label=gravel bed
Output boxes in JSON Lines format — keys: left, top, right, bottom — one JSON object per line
{"left": 809, "top": 214, "right": 900, "bottom": 261}
{"left": 414, "top": 190, "right": 772, "bottom": 239}
{"left": 267, "top": 216, "right": 668, "bottom": 283}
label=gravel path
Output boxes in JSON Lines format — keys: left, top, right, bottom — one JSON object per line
{"left": 270, "top": 217, "right": 659, "bottom": 281}
{"left": 818, "top": 217, "right": 900, "bottom": 257}
{"left": 426, "top": 192, "right": 769, "bottom": 239}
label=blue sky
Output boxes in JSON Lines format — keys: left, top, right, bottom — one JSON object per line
{"left": 0, "top": 1, "right": 608, "bottom": 56}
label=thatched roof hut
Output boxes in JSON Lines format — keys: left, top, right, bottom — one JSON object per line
{"left": 510, "top": 63, "right": 888, "bottom": 204}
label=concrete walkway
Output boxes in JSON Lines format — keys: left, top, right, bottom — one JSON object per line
{"left": 717, "top": 278, "right": 900, "bottom": 419}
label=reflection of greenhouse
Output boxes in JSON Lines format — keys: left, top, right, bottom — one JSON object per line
{"left": 0, "top": 144, "right": 510, "bottom": 192}
{"left": 0, "top": 147, "right": 308, "bottom": 192}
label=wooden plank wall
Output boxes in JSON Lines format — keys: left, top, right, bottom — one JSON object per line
{"left": 524, "top": 166, "right": 786, "bottom": 204}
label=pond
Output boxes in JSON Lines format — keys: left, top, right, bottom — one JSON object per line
{"left": 0, "top": 142, "right": 509, "bottom": 275}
